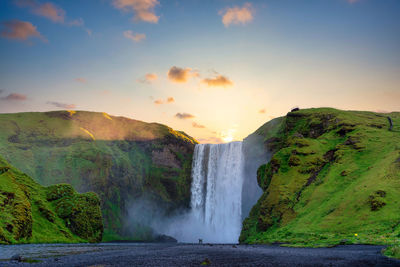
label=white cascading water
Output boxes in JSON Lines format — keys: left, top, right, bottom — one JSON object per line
{"left": 172, "top": 142, "right": 245, "bottom": 243}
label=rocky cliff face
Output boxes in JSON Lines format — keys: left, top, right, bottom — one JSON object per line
{"left": 240, "top": 108, "right": 400, "bottom": 246}
{"left": 0, "top": 156, "right": 103, "bottom": 244}
{"left": 0, "top": 111, "right": 196, "bottom": 241}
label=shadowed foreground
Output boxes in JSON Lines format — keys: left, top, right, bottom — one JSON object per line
{"left": 1, "top": 243, "right": 400, "bottom": 266}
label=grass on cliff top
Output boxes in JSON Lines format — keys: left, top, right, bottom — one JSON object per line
{"left": 0, "top": 110, "right": 197, "bottom": 144}
{"left": 241, "top": 108, "right": 400, "bottom": 249}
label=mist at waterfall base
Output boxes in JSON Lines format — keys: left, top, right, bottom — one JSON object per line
{"left": 162, "top": 135, "right": 269, "bottom": 243}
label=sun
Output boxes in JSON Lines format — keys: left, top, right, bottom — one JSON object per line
{"left": 222, "top": 134, "right": 234, "bottom": 143}
{"left": 220, "top": 128, "right": 237, "bottom": 143}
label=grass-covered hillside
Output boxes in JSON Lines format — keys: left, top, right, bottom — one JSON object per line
{"left": 240, "top": 108, "right": 400, "bottom": 248}
{"left": 0, "top": 111, "right": 197, "bottom": 241}
{"left": 0, "top": 156, "right": 102, "bottom": 244}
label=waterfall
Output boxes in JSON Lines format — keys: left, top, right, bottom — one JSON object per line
{"left": 190, "top": 142, "right": 245, "bottom": 243}
{"left": 165, "top": 142, "right": 244, "bottom": 243}
{"left": 164, "top": 138, "right": 267, "bottom": 244}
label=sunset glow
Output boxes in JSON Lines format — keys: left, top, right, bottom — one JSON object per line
{"left": 1, "top": 0, "right": 399, "bottom": 143}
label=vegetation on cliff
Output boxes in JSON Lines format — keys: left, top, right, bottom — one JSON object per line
{"left": 240, "top": 108, "right": 400, "bottom": 248}
{"left": 0, "top": 111, "right": 196, "bottom": 241}
{"left": 0, "top": 156, "right": 103, "bottom": 244}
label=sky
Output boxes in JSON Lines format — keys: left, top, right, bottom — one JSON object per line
{"left": 0, "top": 0, "right": 399, "bottom": 143}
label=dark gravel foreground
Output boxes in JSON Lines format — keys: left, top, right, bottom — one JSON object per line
{"left": 1, "top": 243, "right": 400, "bottom": 267}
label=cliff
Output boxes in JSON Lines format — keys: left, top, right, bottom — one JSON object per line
{"left": 0, "top": 111, "right": 196, "bottom": 241}
{"left": 240, "top": 108, "right": 400, "bottom": 247}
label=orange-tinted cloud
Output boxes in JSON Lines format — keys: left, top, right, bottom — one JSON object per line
{"left": 202, "top": 75, "right": 233, "bottom": 87}
{"left": 145, "top": 73, "right": 157, "bottom": 81}
{"left": 154, "top": 97, "right": 174, "bottom": 105}
{"left": 47, "top": 101, "right": 76, "bottom": 109}
{"left": 137, "top": 73, "right": 157, "bottom": 83}
{"left": 167, "top": 66, "right": 199, "bottom": 83}
{"left": 220, "top": 2, "right": 253, "bottom": 27}
{"left": 192, "top": 122, "right": 205, "bottom": 129}
{"left": 123, "top": 30, "right": 146, "bottom": 42}
{"left": 1, "top": 93, "right": 27, "bottom": 101}
{"left": 15, "top": 0, "right": 65, "bottom": 23}
{"left": 175, "top": 113, "right": 195, "bottom": 119}
{"left": 14, "top": 0, "right": 91, "bottom": 35}
{"left": 259, "top": 109, "right": 266, "bottom": 114}
{"left": 1, "top": 20, "right": 46, "bottom": 42}
{"left": 34, "top": 2, "right": 65, "bottom": 23}
{"left": 75, "top": 77, "right": 86, "bottom": 83}
{"left": 113, "top": 0, "right": 160, "bottom": 23}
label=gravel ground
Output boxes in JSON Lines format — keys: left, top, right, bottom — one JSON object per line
{"left": 1, "top": 243, "right": 400, "bottom": 267}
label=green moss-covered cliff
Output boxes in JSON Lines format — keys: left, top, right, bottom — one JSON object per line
{"left": 0, "top": 156, "right": 102, "bottom": 244}
{"left": 240, "top": 108, "right": 400, "bottom": 247}
{"left": 0, "top": 111, "right": 196, "bottom": 241}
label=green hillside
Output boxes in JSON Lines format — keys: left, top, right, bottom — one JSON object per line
{"left": 240, "top": 108, "right": 400, "bottom": 248}
{"left": 0, "top": 111, "right": 196, "bottom": 241}
{"left": 0, "top": 156, "right": 102, "bottom": 244}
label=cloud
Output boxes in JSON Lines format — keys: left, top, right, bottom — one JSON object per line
{"left": 1, "top": 20, "right": 47, "bottom": 42}
{"left": 47, "top": 101, "right": 76, "bottom": 109}
{"left": 1, "top": 93, "right": 27, "bottom": 101}
{"left": 137, "top": 73, "right": 157, "bottom": 83}
{"left": 145, "top": 73, "right": 157, "bottom": 81}
{"left": 14, "top": 0, "right": 91, "bottom": 35}
{"left": 154, "top": 97, "right": 174, "bottom": 105}
{"left": 75, "top": 77, "right": 86, "bottom": 83}
{"left": 167, "top": 66, "right": 199, "bottom": 83}
{"left": 202, "top": 75, "right": 233, "bottom": 87}
{"left": 33, "top": 2, "right": 65, "bottom": 23}
{"left": 259, "top": 109, "right": 266, "bottom": 114}
{"left": 113, "top": 0, "right": 160, "bottom": 23}
{"left": 136, "top": 73, "right": 158, "bottom": 83}
{"left": 123, "top": 30, "right": 146, "bottom": 42}
{"left": 69, "top": 18, "right": 84, "bottom": 27}
{"left": 192, "top": 122, "right": 205, "bottom": 129}
{"left": 175, "top": 113, "right": 195, "bottom": 120}
{"left": 0, "top": 90, "right": 3, "bottom": 95}
{"left": 220, "top": 2, "right": 254, "bottom": 27}
{"left": 15, "top": 0, "right": 65, "bottom": 23}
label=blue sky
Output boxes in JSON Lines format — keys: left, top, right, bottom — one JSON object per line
{"left": 1, "top": 0, "right": 399, "bottom": 142}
